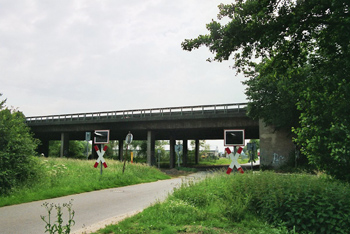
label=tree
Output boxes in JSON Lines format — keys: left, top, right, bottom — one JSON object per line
{"left": 49, "top": 140, "right": 89, "bottom": 159}
{"left": 129, "top": 140, "right": 169, "bottom": 161}
{"left": 0, "top": 94, "right": 41, "bottom": 194}
{"left": 182, "top": 0, "right": 350, "bottom": 181}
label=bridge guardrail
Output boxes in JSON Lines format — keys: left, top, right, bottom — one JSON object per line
{"left": 26, "top": 103, "right": 248, "bottom": 123}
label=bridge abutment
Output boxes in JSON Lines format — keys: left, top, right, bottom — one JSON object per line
{"left": 259, "top": 119, "right": 295, "bottom": 168}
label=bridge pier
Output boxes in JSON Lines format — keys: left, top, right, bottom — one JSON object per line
{"left": 147, "top": 131, "right": 156, "bottom": 166}
{"left": 37, "top": 138, "right": 49, "bottom": 157}
{"left": 169, "top": 137, "right": 176, "bottom": 168}
{"left": 183, "top": 139, "right": 188, "bottom": 166}
{"left": 195, "top": 139, "right": 199, "bottom": 164}
{"left": 60, "top": 133, "right": 70, "bottom": 157}
{"left": 118, "top": 140, "right": 124, "bottom": 161}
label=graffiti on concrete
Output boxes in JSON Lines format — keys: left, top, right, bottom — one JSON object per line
{"left": 273, "top": 153, "right": 285, "bottom": 165}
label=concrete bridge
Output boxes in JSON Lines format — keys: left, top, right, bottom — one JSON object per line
{"left": 26, "top": 103, "right": 294, "bottom": 168}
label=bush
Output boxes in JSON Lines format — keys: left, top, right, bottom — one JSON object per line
{"left": 0, "top": 104, "right": 40, "bottom": 194}
{"left": 248, "top": 172, "right": 350, "bottom": 233}
{"left": 173, "top": 171, "right": 350, "bottom": 233}
{"left": 49, "top": 141, "right": 89, "bottom": 159}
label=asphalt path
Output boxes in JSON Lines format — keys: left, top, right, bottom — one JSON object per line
{"left": 0, "top": 172, "right": 207, "bottom": 234}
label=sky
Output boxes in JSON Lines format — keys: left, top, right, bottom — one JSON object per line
{"left": 0, "top": 0, "right": 248, "bottom": 151}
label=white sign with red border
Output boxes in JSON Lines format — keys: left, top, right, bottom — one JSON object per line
{"left": 94, "top": 145, "right": 108, "bottom": 168}
{"left": 225, "top": 147, "right": 244, "bottom": 174}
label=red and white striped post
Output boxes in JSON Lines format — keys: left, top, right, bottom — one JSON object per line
{"left": 94, "top": 145, "right": 108, "bottom": 169}
{"left": 225, "top": 147, "right": 244, "bottom": 174}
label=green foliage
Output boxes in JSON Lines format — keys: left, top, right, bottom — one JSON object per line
{"left": 41, "top": 200, "right": 75, "bottom": 234}
{"left": 95, "top": 172, "right": 350, "bottom": 234}
{"left": 243, "top": 58, "right": 305, "bottom": 130}
{"left": 49, "top": 141, "right": 89, "bottom": 159}
{"left": 182, "top": 0, "right": 350, "bottom": 181}
{"left": 248, "top": 172, "right": 350, "bottom": 233}
{"left": 0, "top": 95, "right": 41, "bottom": 195}
{"left": 293, "top": 60, "right": 350, "bottom": 181}
{"left": 0, "top": 158, "right": 170, "bottom": 207}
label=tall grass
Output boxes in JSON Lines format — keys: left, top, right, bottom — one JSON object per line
{"left": 95, "top": 171, "right": 350, "bottom": 234}
{"left": 197, "top": 157, "right": 249, "bottom": 166}
{"left": 0, "top": 158, "right": 170, "bottom": 207}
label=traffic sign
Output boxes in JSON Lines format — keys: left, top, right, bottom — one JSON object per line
{"left": 224, "top": 129, "right": 245, "bottom": 146}
{"left": 94, "top": 145, "right": 108, "bottom": 168}
{"left": 225, "top": 147, "right": 244, "bottom": 174}
{"left": 94, "top": 130, "right": 110, "bottom": 144}
{"left": 125, "top": 132, "right": 133, "bottom": 144}
{"left": 85, "top": 132, "right": 91, "bottom": 141}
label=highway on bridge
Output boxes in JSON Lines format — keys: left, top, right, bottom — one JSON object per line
{"left": 25, "top": 103, "right": 259, "bottom": 167}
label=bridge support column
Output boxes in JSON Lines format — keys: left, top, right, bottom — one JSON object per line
{"left": 91, "top": 141, "right": 99, "bottom": 160}
{"left": 60, "top": 133, "right": 70, "bottom": 157}
{"left": 183, "top": 139, "right": 188, "bottom": 166}
{"left": 118, "top": 140, "right": 124, "bottom": 161}
{"left": 38, "top": 138, "right": 49, "bottom": 157}
{"left": 147, "top": 131, "right": 156, "bottom": 166}
{"left": 195, "top": 139, "right": 199, "bottom": 164}
{"left": 169, "top": 137, "right": 175, "bottom": 168}
{"left": 259, "top": 119, "right": 295, "bottom": 168}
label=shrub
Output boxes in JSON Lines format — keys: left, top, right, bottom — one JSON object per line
{"left": 248, "top": 172, "right": 350, "bottom": 233}
{"left": 172, "top": 171, "right": 350, "bottom": 233}
{"left": 0, "top": 102, "right": 40, "bottom": 194}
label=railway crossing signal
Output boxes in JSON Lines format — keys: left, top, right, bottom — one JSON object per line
{"left": 94, "top": 130, "right": 110, "bottom": 144}
{"left": 94, "top": 145, "right": 108, "bottom": 169}
{"left": 224, "top": 129, "right": 245, "bottom": 146}
{"left": 225, "top": 147, "right": 244, "bottom": 174}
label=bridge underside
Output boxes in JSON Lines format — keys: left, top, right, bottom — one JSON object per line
{"left": 27, "top": 104, "right": 296, "bottom": 169}
{"left": 28, "top": 108, "right": 260, "bottom": 168}
{"left": 32, "top": 119, "right": 259, "bottom": 140}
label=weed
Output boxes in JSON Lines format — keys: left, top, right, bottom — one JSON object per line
{"left": 0, "top": 158, "right": 170, "bottom": 207}
{"left": 41, "top": 199, "right": 75, "bottom": 234}
{"left": 94, "top": 171, "right": 350, "bottom": 234}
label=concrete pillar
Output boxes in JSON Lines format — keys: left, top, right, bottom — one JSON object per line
{"left": 91, "top": 141, "right": 97, "bottom": 160}
{"left": 259, "top": 119, "right": 295, "bottom": 168}
{"left": 89, "top": 141, "right": 101, "bottom": 160}
{"left": 38, "top": 138, "right": 49, "bottom": 157}
{"left": 183, "top": 139, "right": 188, "bottom": 166}
{"left": 147, "top": 131, "right": 156, "bottom": 166}
{"left": 195, "top": 139, "right": 199, "bottom": 164}
{"left": 169, "top": 137, "right": 176, "bottom": 168}
{"left": 60, "top": 133, "right": 69, "bottom": 157}
{"left": 118, "top": 140, "right": 124, "bottom": 161}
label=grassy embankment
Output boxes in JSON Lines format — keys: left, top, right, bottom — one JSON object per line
{"left": 0, "top": 156, "right": 245, "bottom": 207}
{"left": 0, "top": 157, "right": 170, "bottom": 207}
{"left": 197, "top": 157, "right": 250, "bottom": 166}
{"left": 94, "top": 171, "right": 350, "bottom": 234}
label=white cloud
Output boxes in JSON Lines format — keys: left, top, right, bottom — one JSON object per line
{"left": 0, "top": 0, "right": 247, "bottom": 116}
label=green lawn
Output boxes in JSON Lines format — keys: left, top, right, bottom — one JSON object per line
{"left": 196, "top": 156, "right": 250, "bottom": 166}
{"left": 0, "top": 157, "right": 170, "bottom": 207}
{"left": 93, "top": 171, "right": 350, "bottom": 234}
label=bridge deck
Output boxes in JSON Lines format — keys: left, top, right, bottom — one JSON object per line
{"left": 26, "top": 103, "right": 248, "bottom": 124}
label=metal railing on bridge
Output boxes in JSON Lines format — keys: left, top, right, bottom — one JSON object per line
{"left": 26, "top": 103, "right": 248, "bottom": 123}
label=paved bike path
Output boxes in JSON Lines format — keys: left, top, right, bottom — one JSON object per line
{"left": 0, "top": 173, "right": 206, "bottom": 234}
